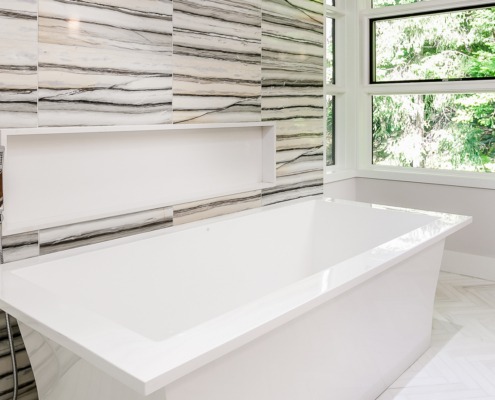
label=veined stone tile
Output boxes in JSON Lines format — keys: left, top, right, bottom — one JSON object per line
{"left": 263, "top": 117, "right": 324, "bottom": 204}
{"left": 274, "top": 119, "right": 324, "bottom": 172}
{"left": 0, "top": 0, "right": 38, "bottom": 128}
{"left": 262, "top": 179, "right": 323, "bottom": 206}
{"left": 262, "top": 0, "right": 324, "bottom": 86}
{"left": 277, "top": 149, "right": 324, "bottom": 175}
{"left": 38, "top": 0, "right": 173, "bottom": 127}
{"left": 261, "top": 91, "right": 324, "bottom": 122}
{"left": 261, "top": 0, "right": 324, "bottom": 51}
{"left": 174, "top": 191, "right": 262, "bottom": 225}
{"left": 276, "top": 135, "right": 323, "bottom": 154}
{"left": 173, "top": 0, "right": 262, "bottom": 124}
{"left": 40, "top": 207, "right": 173, "bottom": 255}
{"left": 2, "top": 232, "right": 39, "bottom": 263}
{"left": 0, "top": 313, "right": 38, "bottom": 400}
{"left": 261, "top": 0, "right": 324, "bottom": 206}
{"left": 0, "top": 352, "right": 36, "bottom": 398}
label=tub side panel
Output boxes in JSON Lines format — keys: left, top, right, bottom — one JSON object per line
{"left": 165, "top": 241, "right": 445, "bottom": 400}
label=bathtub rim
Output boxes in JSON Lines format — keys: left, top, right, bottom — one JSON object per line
{"left": 0, "top": 198, "right": 472, "bottom": 395}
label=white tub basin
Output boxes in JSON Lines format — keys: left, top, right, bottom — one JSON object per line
{"left": 0, "top": 198, "right": 471, "bottom": 400}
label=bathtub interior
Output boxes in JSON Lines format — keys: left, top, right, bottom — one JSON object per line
{"left": 10, "top": 199, "right": 438, "bottom": 342}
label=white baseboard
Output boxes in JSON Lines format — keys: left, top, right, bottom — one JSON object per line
{"left": 441, "top": 250, "right": 495, "bottom": 282}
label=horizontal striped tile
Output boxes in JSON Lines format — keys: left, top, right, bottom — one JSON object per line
{"left": 0, "top": 312, "right": 38, "bottom": 400}
{"left": 38, "top": 0, "right": 173, "bottom": 126}
{"left": 173, "top": 0, "right": 261, "bottom": 123}
{"left": 174, "top": 191, "right": 262, "bottom": 225}
{"left": 2, "top": 232, "right": 39, "bottom": 264}
{"left": 0, "top": 0, "right": 38, "bottom": 128}
{"left": 262, "top": 178, "right": 323, "bottom": 206}
{"left": 262, "top": 0, "right": 324, "bottom": 87}
{"left": 261, "top": 0, "right": 324, "bottom": 205}
{"left": 261, "top": 91, "right": 324, "bottom": 122}
{"left": 40, "top": 207, "right": 173, "bottom": 255}
{"left": 262, "top": 119, "right": 324, "bottom": 204}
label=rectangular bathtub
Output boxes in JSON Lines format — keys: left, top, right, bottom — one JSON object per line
{"left": 0, "top": 198, "right": 471, "bottom": 400}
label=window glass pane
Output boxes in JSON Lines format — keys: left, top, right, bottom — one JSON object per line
{"left": 326, "top": 17, "right": 335, "bottom": 85}
{"left": 373, "top": 6, "right": 495, "bottom": 82}
{"left": 372, "top": 93, "right": 495, "bottom": 172}
{"left": 326, "top": 95, "right": 335, "bottom": 166}
{"left": 327, "top": 0, "right": 335, "bottom": 6}
{"left": 372, "top": 0, "right": 426, "bottom": 8}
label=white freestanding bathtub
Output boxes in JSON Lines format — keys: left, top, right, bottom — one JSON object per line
{"left": 0, "top": 198, "right": 471, "bottom": 400}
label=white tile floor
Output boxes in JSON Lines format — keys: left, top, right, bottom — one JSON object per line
{"left": 377, "top": 272, "right": 495, "bottom": 400}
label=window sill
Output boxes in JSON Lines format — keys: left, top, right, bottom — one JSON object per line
{"left": 356, "top": 166, "right": 495, "bottom": 190}
{"left": 324, "top": 166, "right": 495, "bottom": 190}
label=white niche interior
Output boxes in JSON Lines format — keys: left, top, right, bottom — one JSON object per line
{"left": 0, "top": 122, "right": 276, "bottom": 235}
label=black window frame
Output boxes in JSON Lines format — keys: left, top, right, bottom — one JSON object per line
{"left": 369, "top": 3, "right": 495, "bottom": 84}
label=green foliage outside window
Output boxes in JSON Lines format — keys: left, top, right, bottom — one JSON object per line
{"left": 373, "top": 0, "right": 426, "bottom": 8}
{"left": 372, "top": 6, "right": 495, "bottom": 172}
{"left": 373, "top": 94, "right": 495, "bottom": 171}
{"left": 326, "top": 96, "right": 335, "bottom": 166}
{"left": 325, "top": 16, "right": 335, "bottom": 166}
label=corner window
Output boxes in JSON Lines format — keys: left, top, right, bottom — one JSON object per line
{"left": 368, "top": 3, "right": 495, "bottom": 173}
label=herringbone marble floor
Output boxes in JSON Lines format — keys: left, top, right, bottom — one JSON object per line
{"left": 377, "top": 272, "right": 495, "bottom": 400}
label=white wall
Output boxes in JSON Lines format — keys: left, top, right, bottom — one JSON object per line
{"left": 323, "top": 178, "right": 357, "bottom": 200}
{"left": 325, "top": 178, "right": 495, "bottom": 281}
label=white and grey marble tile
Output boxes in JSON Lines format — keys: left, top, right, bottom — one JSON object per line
{"left": 0, "top": 0, "right": 38, "bottom": 128}
{"left": 262, "top": 0, "right": 324, "bottom": 88}
{"left": 2, "top": 232, "right": 39, "bottom": 263}
{"left": 174, "top": 191, "right": 262, "bottom": 225}
{"left": 173, "top": 0, "right": 262, "bottom": 124}
{"left": 273, "top": 118, "right": 324, "bottom": 163}
{"left": 261, "top": 0, "right": 324, "bottom": 205}
{"left": 40, "top": 207, "right": 173, "bottom": 255}
{"left": 262, "top": 179, "right": 323, "bottom": 206}
{"left": 38, "top": 0, "right": 173, "bottom": 127}
{"left": 261, "top": 87, "right": 324, "bottom": 122}
{"left": 0, "top": 313, "right": 38, "bottom": 400}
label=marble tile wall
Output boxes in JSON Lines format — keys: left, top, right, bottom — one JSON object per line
{"left": 0, "top": 0, "right": 38, "bottom": 128}
{"left": 1, "top": 0, "right": 324, "bottom": 260}
{"left": 2, "top": 232, "right": 39, "bottom": 264}
{"left": 1, "top": 1, "right": 323, "bottom": 392}
{"left": 261, "top": 0, "right": 325, "bottom": 205}
{"left": 173, "top": 0, "right": 262, "bottom": 123}
{"left": 0, "top": 314, "right": 38, "bottom": 400}
{"left": 173, "top": 191, "right": 262, "bottom": 225}
{"left": 39, "top": 207, "right": 173, "bottom": 255}
{"left": 38, "top": 0, "right": 173, "bottom": 126}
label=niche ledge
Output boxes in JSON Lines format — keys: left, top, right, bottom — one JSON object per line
{"left": 0, "top": 122, "right": 276, "bottom": 235}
